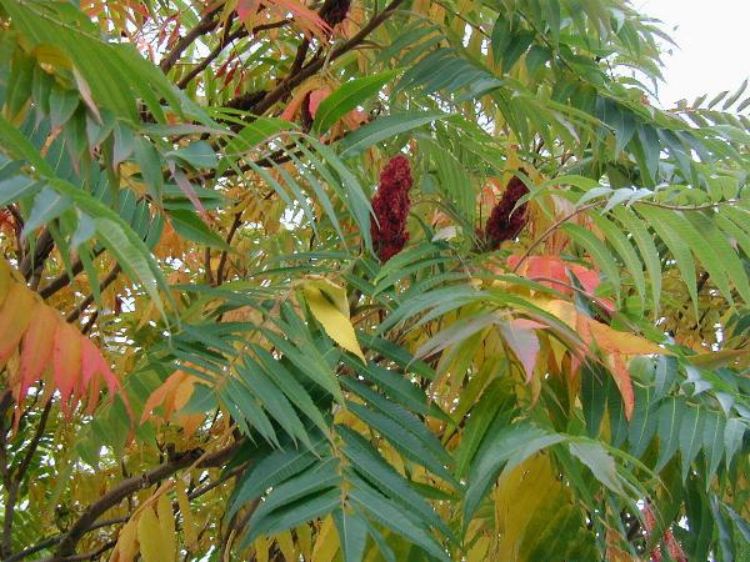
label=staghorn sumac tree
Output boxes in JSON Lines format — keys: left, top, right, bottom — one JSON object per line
{"left": 0, "top": 1, "right": 749, "bottom": 561}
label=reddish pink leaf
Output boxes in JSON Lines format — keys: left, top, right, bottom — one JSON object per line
{"left": 271, "top": 0, "right": 331, "bottom": 37}
{"left": 81, "top": 336, "right": 125, "bottom": 415}
{"left": 170, "top": 163, "right": 207, "bottom": 217}
{"left": 53, "top": 321, "right": 82, "bottom": 416}
{"left": 236, "top": 0, "right": 260, "bottom": 23}
{"left": 17, "top": 303, "right": 56, "bottom": 406}
{"left": 307, "top": 88, "right": 331, "bottom": 118}
{"left": 569, "top": 264, "right": 600, "bottom": 294}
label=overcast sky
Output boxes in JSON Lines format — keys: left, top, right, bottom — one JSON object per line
{"left": 638, "top": 0, "right": 750, "bottom": 108}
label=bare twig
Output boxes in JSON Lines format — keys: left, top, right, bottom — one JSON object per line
{"left": 66, "top": 264, "right": 121, "bottom": 323}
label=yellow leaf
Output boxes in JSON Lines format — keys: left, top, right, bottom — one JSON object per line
{"left": 275, "top": 530, "right": 296, "bottom": 561}
{"left": 111, "top": 519, "right": 138, "bottom": 562}
{"left": 176, "top": 480, "right": 197, "bottom": 550}
{"left": 296, "top": 523, "right": 313, "bottom": 560}
{"left": 304, "top": 276, "right": 350, "bottom": 316}
{"left": 586, "top": 319, "right": 664, "bottom": 356}
{"left": 254, "top": 535, "right": 270, "bottom": 562}
{"left": 303, "top": 280, "right": 365, "bottom": 363}
{"left": 689, "top": 348, "right": 748, "bottom": 369}
{"left": 137, "top": 508, "right": 169, "bottom": 562}
{"left": 157, "top": 493, "right": 176, "bottom": 562}
{"left": 0, "top": 259, "right": 10, "bottom": 308}
{"left": 312, "top": 515, "right": 339, "bottom": 562}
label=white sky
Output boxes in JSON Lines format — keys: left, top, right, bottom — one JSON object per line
{"left": 638, "top": 0, "right": 750, "bottom": 108}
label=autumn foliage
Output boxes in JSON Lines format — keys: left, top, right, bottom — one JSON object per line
{"left": 0, "top": 0, "right": 750, "bottom": 561}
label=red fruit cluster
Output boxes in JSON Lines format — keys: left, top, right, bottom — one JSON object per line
{"left": 484, "top": 175, "right": 529, "bottom": 250}
{"left": 370, "top": 155, "right": 413, "bottom": 262}
{"left": 320, "top": 0, "right": 351, "bottom": 29}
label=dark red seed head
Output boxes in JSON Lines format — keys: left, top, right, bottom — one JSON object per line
{"left": 370, "top": 155, "right": 413, "bottom": 262}
{"left": 320, "top": 0, "right": 351, "bottom": 29}
{"left": 484, "top": 175, "right": 529, "bottom": 250}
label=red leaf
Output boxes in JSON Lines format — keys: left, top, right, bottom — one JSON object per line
{"left": 17, "top": 303, "right": 56, "bottom": 406}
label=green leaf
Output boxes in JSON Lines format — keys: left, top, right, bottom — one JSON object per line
{"left": 349, "top": 484, "right": 450, "bottom": 562}
{"left": 334, "top": 508, "right": 369, "bottom": 562}
{"left": 339, "top": 426, "right": 453, "bottom": 541}
{"left": 313, "top": 71, "right": 397, "bottom": 133}
{"left": 612, "top": 207, "right": 662, "bottom": 314}
{"left": 636, "top": 205, "right": 698, "bottom": 315}
{"left": 569, "top": 441, "right": 625, "bottom": 495}
{"left": 0, "top": 115, "right": 54, "bottom": 175}
{"left": 338, "top": 112, "right": 448, "bottom": 158}
{"left": 655, "top": 398, "right": 685, "bottom": 471}
{"left": 246, "top": 458, "right": 340, "bottom": 534}
{"left": 591, "top": 214, "right": 646, "bottom": 308}
{"left": 230, "top": 444, "right": 323, "bottom": 518}
{"left": 243, "top": 489, "right": 340, "bottom": 546}
{"left": 169, "top": 210, "right": 228, "bottom": 248}
{"left": 563, "top": 223, "right": 621, "bottom": 302}
{"left": 22, "top": 186, "right": 71, "bottom": 236}
{"left": 168, "top": 140, "right": 218, "bottom": 169}
{"left": 465, "top": 423, "right": 564, "bottom": 522}
{"left": 678, "top": 406, "right": 705, "bottom": 481}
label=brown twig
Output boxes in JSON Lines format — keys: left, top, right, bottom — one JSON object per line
{"left": 49, "top": 441, "right": 241, "bottom": 559}
{"left": 159, "top": 7, "right": 222, "bottom": 74}
{"left": 215, "top": 212, "right": 244, "bottom": 286}
{"left": 38, "top": 247, "right": 106, "bottom": 300}
{"left": 66, "top": 264, "right": 121, "bottom": 323}
{"left": 512, "top": 202, "right": 602, "bottom": 273}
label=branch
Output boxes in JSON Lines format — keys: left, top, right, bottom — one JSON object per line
{"left": 215, "top": 212, "right": 244, "bottom": 286}
{"left": 177, "top": 27, "right": 246, "bottom": 90}
{"left": 66, "top": 264, "right": 121, "bottom": 323}
{"left": 20, "top": 228, "right": 54, "bottom": 282}
{"left": 512, "top": 202, "right": 602, "bottom": 272}
{"left": 177, "top": 19, "right": 293, "bottom": 90}
{"left": 159, "top": 7, "right": 221, "bottom": 74}
{"left": 1, "top": 400, "right": 52, "bottom": 558}
{"left": 49, "top": 441, "right": 241, "bottom": 559}
{"left": 38, "top": 247, "right": 106, "bottom": 300}
{"left": 64, "top": 539, "right": 116, "bottom": 562}
{"left": 233, "top": 0, "right": 407, "bottom": 115}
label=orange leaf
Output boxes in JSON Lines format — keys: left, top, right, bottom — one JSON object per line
{"left": 17, "top": 302, "right": 57, "bottom": 405}
{"left": 0, "top": 283, "right": 35, "bottom": 364}
{"left": 141, "top": 370, "right": 187, "bottom": 423}
{"left": 608, "top": 354, "right": 635, "bottom": 420}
